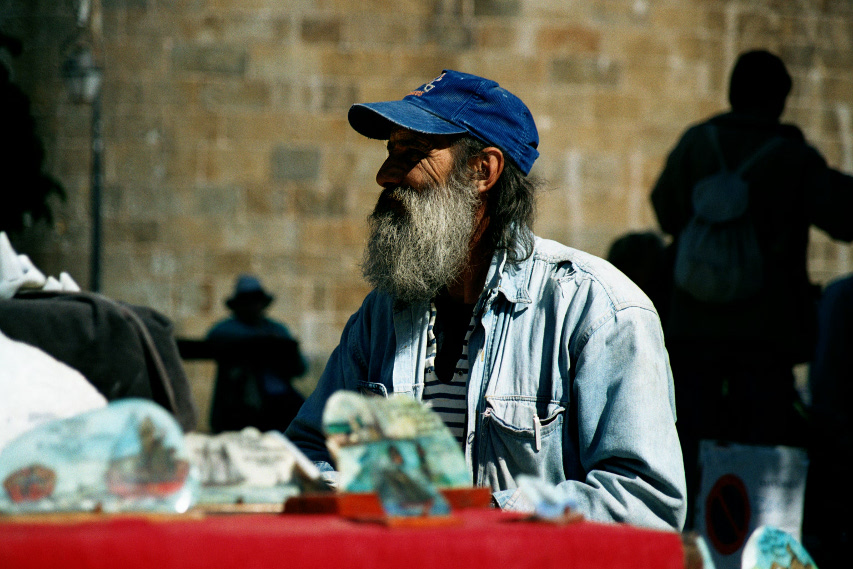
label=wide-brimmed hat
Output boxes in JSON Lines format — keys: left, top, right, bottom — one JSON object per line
{"left": 225, "top": 274, "right": 273, "bottom": 310}
{"left": 347, "top": 70, "right": 540, "bottom": 175}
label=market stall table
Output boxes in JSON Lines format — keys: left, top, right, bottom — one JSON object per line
{"left": 0, "top": 509, "right": 688, "bottom": 569}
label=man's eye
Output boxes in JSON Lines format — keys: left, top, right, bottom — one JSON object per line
{"left": 403, "top": 149, "right": 427, "bottom": 163}
{"left": 388, "top": 148, "right": 426, "bottom": 164}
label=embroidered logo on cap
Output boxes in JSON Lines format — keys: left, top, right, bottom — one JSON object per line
{"left": 407, "top": 72, "right": 447, "bottom": 97}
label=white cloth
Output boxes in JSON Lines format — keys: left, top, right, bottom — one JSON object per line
{"left": 0, "top": 231, "right": 80, "bottom": 300}
{"left": 0, "top": 329, "right": 107, "bottom": 452}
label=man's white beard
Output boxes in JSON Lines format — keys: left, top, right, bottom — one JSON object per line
{"left": 361, "top": 172, "right": 481, "bottom": 304}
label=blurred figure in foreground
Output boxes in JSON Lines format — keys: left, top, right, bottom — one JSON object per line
{"left": 207, "top": 275, "right": 307, "bottom": 434}
{"left": 651, "top": 49, "right": 853, "bottom": 526}
{"left": 802, "top": 274, "right": 853, "bottom": 567}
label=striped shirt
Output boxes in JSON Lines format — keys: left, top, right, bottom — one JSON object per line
{"left": 421, "top": 299, "right": 478, "bottom": 448}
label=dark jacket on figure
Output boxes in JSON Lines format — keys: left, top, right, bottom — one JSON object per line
{"left": 652, "top": 111, "right": 853, "bottom": 364}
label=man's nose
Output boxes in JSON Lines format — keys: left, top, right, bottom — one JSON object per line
{"left": 376, "top": 157, "right": 405, "bottom": 188}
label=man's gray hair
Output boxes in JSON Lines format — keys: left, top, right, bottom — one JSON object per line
{"left": 452, "top": 137, "right": 539, "bottom": 263}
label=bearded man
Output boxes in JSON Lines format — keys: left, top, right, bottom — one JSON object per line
{"left": 286, "top": 70, "right": 686, "bottom": 531}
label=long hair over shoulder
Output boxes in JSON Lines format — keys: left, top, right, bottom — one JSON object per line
{"left": 452, "top": 136, "right": 540, "bottom": 263}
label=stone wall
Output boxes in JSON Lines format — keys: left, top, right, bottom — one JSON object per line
{"left": 3, "top": 0, "right": 853, "bottom": 429}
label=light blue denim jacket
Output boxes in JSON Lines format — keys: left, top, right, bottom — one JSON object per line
{"left": 286, "top": 236, "right": 686, "bottom": 531}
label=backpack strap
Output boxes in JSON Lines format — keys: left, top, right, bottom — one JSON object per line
{"left": 704, "top": 122, "right": 786, "bottom": 175}
{"left": 736, "top": 135, "right": 786, "bottom": 175}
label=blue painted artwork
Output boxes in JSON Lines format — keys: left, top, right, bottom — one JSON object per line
{"left": 741, "top": 525, "right": 817, "bottom": 569}
{"left": 322, "top": 391, "right": 468, "bottom": 517}
{"left": 0, "top": 399, "right": 197, "bottom": 514}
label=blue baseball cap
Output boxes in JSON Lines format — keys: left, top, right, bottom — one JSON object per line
{"left": 348, "top": 70, "right": 540, "bottom": 175}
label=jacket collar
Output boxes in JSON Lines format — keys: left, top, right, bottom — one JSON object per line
{"left": 483, "top": 241, "right": 533, "bottom": 306}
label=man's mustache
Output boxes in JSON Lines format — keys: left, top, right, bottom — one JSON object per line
{"left": 373, "top": 186, "right": 419, "bottom": 217}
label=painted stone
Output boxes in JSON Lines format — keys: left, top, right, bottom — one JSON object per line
{"left": 184, "top": 428, "right": 322, "bottom": 505}
{"left": 322, "top": 391, "right": 469, "bottom": 516}
{"left": 0, "top": 399, "right": 197, "bottom": 514}
{"left": 741, "top": 525, "right": 817, "bottom": 569}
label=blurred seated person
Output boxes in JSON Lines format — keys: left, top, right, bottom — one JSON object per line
{"left": 606, "top": 231, "right": 671, "bottom": 323}
{"left": 207, "top": 274, "right": 307, "bottom": 434}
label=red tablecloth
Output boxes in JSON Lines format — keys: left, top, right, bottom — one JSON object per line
{"left": 0, "top": 509, "right": 684, "bottom": 569}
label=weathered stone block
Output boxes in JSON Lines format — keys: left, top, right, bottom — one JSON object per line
{"left": 111, "top": 219, "right": 160, "bottom": 243}
{"left": 292, "top": 185, "right": 349, "bottom": 217}
{"left": 319, "top": 51, "right": 403, "bottom": 77}
{"left": 550, "top": 55, "right": 621, "bottom": 87}
{"left": 344, "top": 14, "right": 424, "bottom": 47}
{"left": 474, "top": 0, "right": 521, "bottom": 18}
{"left": 246, "top": 184, "right": 280, "bottom": 216}
{"left": 301, "top": 218, "right": 365, "bottom": 256}
{"left": 474, "top": 22, "right": 516, "bottom": 49}
{"left": 200, "top": 80, "right": 271, "bottom": 108}
{"left": 193, "top": 185, "right": 244, "bottom": 217}
{"left": 333, "top": 281, "right": 372, "bottom": 312}
{"left": 736, "top": 10, "right": 780, "bottom": 40}
{"left": 171, "top": 44, "right": 248, "bottom": 76}
{"left": 301, "top": 17, "right": 342, "bottom": 43}
{"left": 825, "top": 77, "right": 853, "bottom": 101}
{"left": 319, "top": 81, "right": 359, "bottom": 113}
{"left": 537, "top": 25, "right": 600, "bottom": 53}
{"left": 427, "top": 20, "right": 475, "bottom": 51}
{"left": 122, "top": 184, "right": 182, "bottom": 219}
{"left": 673, "top": 35, "right": 724, "bottom": 63}
{"left": 818, "top": 45, "right": 853, "bottom": 71}
{"left": 398, "top": 54, "right": 463, "bottom": 81}
{"left": 271, "top": 146, "right": 322, "bottom": 182}
{"left": 212, "top": 250, "right": 253, "bottom": 274}
{"left": 194, "top": 142, "right": 268, "bottom": 185}
{"left": 102, "top": 0, "right": 147, "bottom": 8}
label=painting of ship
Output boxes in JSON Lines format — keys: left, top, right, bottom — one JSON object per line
{"left": 105, "top": 415, "right": 189, "bottom": 498}
{"left": 3, "top": 464, "right": 56, "bottom": 503}
{"left": 198, "top": 442, "right": 245, "bottom": 487}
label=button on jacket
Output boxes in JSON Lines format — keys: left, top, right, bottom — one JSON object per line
{"left": 286, "top": 235, "right": 687, "bottom": 531}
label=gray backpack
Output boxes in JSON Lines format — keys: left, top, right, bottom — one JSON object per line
{"left": 674, "top": 124, "right": 784, "bottom": 303}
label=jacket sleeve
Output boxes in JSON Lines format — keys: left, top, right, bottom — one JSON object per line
{"left": 284, "top": 309, "right": 365, "bottom": 465}
{"left": 562, "top": 304, "right": 687, "bottom": 531}
{"left": 806, "top": 151, "right": 853, "bottom": 242}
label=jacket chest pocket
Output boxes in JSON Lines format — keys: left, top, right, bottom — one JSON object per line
{"left": 357, "top": 380, "right": 388, "bottom": 397}
{"left": 481, "top": 396, "right": 566, "bottom": 486}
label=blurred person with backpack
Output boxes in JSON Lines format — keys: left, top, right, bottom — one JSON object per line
{"left": 650, "top": 50, "right": 853, "bottom": 526}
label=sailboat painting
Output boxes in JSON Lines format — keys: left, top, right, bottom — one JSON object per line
{"left": 0, "top": 399, "right": 197, "bottom": 514}
{"left": 197, "top": 440, "right": 245, "bottom": 487}
{"left": 104, "top": 415, "right": 191, "bottom": 498}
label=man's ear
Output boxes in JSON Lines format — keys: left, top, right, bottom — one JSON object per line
{"left": 470, "top": 147, "right": 504, "bottom": 195}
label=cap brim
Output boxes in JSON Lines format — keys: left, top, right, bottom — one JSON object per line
{"left": 348, "top": 101, "right": 468, "bottom": 140}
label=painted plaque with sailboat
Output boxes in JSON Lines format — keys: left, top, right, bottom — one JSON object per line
{"left": 0, "top": 399, "right": 196, "bottom": 514}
